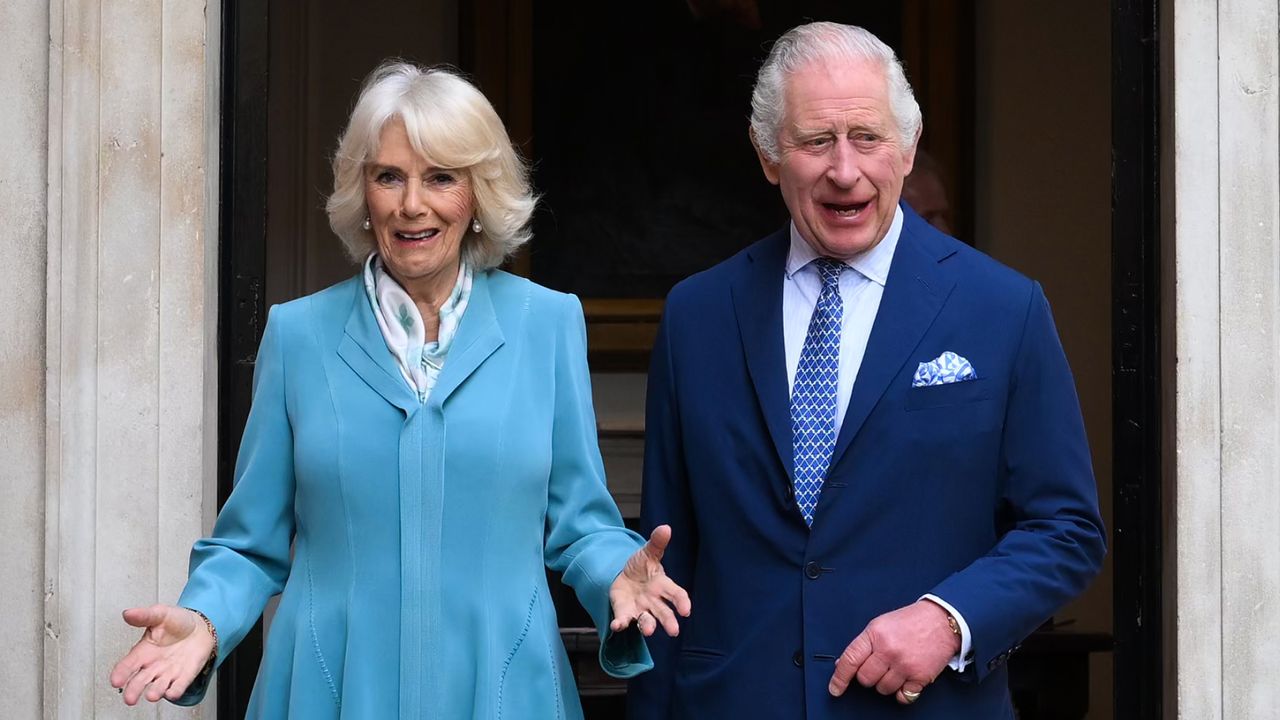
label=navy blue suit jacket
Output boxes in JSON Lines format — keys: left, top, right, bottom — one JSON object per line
{"left": 628, "top": 206, "right": 1106, "bottom": 719}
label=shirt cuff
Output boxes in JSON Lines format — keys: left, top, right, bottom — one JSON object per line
{"left": 920, "top": 594, "right": 973, "bottom": 673}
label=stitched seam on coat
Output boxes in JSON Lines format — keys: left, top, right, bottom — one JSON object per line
{"left": 497, "top": 585, "right": 539, "bottom": 719}
{"left": 312, "top": 292, "right": 359, "bottom": 669}
{"left": 484, "top": 282, "right": 528, "bottom": 710}
{"left": 307, "top": 555, "right": 342, "bottom": 708}
{"left": 541, "top": 589, "right": 563, "bottom": 720}
{"left": 536, "top": 287, "right": 567, "bottom": 720}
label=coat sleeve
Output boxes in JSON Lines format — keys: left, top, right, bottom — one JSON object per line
{"left": 541, "top": 293, "right": 653, "bottom": 679}
{"left": 928, "top": 282, "right": 1106, "bottom": 682}
{"left": 171, "top": 305, "right": 298, "bottom": 705}
{"left": 626, "top": 299, "right": 698, "bottom": 720}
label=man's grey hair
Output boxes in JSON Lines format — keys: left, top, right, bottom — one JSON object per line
{"left": 750, "top": 22, "right": 922, "bottom": 162}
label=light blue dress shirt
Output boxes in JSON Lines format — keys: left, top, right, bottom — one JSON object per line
{"left": 782, "top": 205, "right": 973, "bottom": 671}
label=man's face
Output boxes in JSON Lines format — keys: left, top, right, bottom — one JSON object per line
{"left": 755, "top": 58, "right": 917, "bottom": 260}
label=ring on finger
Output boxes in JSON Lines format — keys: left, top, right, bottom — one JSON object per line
{"left": 901, "top": 688, "right": 922, "bottom": 704}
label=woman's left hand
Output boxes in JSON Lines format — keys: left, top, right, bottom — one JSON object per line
{"left": 608, "top": 525, "right": 692, "bottom": 637}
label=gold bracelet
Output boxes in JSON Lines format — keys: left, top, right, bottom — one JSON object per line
{"left": 185, "top": 608, "right": 219, "bottom": 666}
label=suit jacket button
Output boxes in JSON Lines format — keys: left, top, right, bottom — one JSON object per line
{"left": 792, "top": 651, "right": 804, "bottom": 668}
{"left": 804, "top": 561, "right": 822, "bottom": 579}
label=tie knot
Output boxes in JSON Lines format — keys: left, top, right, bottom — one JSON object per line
{"left": 814, "top": 258, "right": 844, "bottom": 288}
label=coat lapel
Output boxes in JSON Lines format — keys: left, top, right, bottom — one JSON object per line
{"left": 731, "top": 228, "right": 795, "bottom": 481}
{"left": 828, "top": 214, "right": 957, "bottom": 471}
{"left": 335, "top": 270, "right": 506, "bottom": 414}
{"left": 337, "top": 283, "right": 419, "bottom": 415}
{"left": 428, "top": 270, "right": 504, "bottom": 409}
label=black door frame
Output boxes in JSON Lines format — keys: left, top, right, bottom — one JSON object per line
{"left": 215, "top": 2, "right": 1166, "bottom": 718}
{"left": 1110, "top": 0, "right": 1163, "bottom": 718}
{"left": 216, "top": 1, "right": 268, "bottom": 718}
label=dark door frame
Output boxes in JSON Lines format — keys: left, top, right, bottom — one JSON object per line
{"left": 215, "top": 1, "right": 1166, "bottom": 718}
{"left": 216, "top": 1, "right": 268, "bottom": 718}
{"left": 1110, "top": 0, "right": 1163, "bottom": 718}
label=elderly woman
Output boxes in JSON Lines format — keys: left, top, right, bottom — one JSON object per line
{"left": 109, "top": 61, "right": 689, "bottom": 718}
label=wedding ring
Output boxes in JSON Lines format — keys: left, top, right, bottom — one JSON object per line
{"left": 901, "top": 688, "right": 922, "bottom": 704}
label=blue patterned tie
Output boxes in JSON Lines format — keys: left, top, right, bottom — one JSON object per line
{"left": 791, "top": 258, "right": 844, "bottom": 526}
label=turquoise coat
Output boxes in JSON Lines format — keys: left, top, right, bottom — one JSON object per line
{"left": 176, "top": 270, "right": 652, "bottom": 718}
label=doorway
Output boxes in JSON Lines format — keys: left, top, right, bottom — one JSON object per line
{"left": 216, "top": 2, "right": 1160, "bottom": 718}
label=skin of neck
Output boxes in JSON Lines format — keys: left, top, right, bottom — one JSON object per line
{"left": 384, "top": 258, "right": 459, "bottom": 343}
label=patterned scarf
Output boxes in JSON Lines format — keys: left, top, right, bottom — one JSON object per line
{"left": 362, "top": 254, "right": 473, "bottom": 402}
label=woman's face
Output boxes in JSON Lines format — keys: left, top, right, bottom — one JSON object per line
{"left": 364, "top": 119, "right": 474, "bottom": 298}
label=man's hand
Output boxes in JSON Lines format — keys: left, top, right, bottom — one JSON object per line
{"left": 608, "top": 525, "right": 693, "bottom": 637}
{"left": 828, "top": 600, "right": 960, "bottom": 704}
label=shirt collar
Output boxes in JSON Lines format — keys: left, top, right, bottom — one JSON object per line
{"left": 785, "top": 204, "right": 904, "bottom": 287}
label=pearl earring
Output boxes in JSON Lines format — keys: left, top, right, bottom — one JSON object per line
{"left": 471, "top": 218, "right": 483, "bottom": 234}
{"left": 362, "top": 217, "right": 371, "bottom": 231}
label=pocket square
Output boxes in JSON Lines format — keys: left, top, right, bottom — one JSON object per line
{"left": 913, "top": 351, "right": 977, "bottom": 387}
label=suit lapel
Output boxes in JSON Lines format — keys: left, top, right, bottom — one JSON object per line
{"left": 428, "top": 270, "right": 504, "bottom": 408}
{"left": 731, "top": 228, "right": 795, "bottom": 481}
{"left": 337, "top": 282, "right": 420, "bottom": 415}
{"left": 828, "top": 214, "right": 957, "bottom": 471}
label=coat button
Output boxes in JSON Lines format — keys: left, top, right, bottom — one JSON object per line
{"left": 792, "top": 651, "right": 804, "bottom": 667}
{"left": 804, "top": 561, "right": 822, "bottom": 579}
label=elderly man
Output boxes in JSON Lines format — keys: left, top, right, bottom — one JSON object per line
{"left": 628, "top": 21, "right": 1105, "bottom": 719}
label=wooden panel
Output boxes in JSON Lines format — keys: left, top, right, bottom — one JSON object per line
{"left": 461, "top": 0, "right": 534, "bottom": 277}
{"left": 581, "top": 299, "right": 663, "bottom": 372}
{"left": 901, "top": 0, "right": 974, "bottom": 241}
{"left": 264, "top": 0, "right": 462, "bottom": 307}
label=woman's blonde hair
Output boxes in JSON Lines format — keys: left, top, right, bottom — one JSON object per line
{"left": 326, "top": 61, "right": 536, "bottom": 269}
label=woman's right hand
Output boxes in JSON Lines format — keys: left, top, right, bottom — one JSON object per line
{"left": 108, "top": 604, "right": 216, "bottom": 705}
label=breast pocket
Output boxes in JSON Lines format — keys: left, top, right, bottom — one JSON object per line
{"left": 904, "top": 378, "right": 991, "bottom": 411}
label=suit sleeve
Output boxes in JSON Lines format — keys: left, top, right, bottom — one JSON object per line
{"left": 541, "top": 293, "right": 653, "bottom": 679}
{"left": 627, "top": 300, "right": 698, "bottom": 719}
{"left": 929, "top": 282, "right": 1106, "bottom": 682}
{"left": 172, "top": 305, "right": 298, "bottom": 705}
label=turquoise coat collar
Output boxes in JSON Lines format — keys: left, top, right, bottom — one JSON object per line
{"left": 338, "top": 269, "right": 505, "bottom": 415}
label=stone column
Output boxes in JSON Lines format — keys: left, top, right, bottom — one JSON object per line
{"left": 0, "top": 0, "right": 51, "bottom": 717}
{"left": 1170, "top": 0, "right": 1280, "bottom": 717}
{"left": 42, "top": 0, "right": 220, "bottom": 717}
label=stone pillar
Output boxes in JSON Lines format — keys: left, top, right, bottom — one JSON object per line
{"left": 42, "top": 0, "right": 220, "bottom": 717}
{"left": 0, "top": 0, "right": 51, "bottom": 717}
{"left": 1170, "top": 0, "right": 1280, "bottom": 717}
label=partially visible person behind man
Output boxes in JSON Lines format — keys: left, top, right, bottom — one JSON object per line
{"left": 629, "top": 21, "right": 1105, "bottom": 719}
{"left": 901, "top": 149, "right": 952, "bottom": 235}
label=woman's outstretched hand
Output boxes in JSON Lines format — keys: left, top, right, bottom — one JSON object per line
{"left": 108, "top": 604, "right": 215, "bottom": 705}
{"left": 608, "top": 525, "right": 692, "bottom": 637}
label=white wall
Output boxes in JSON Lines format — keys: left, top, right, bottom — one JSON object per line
{"left": 35, "top": 0, "right": 221, "bottom": 716}
{"left": 0, "top": 0, "right": 50, "bottom": 715}
{"left": 1170, "top": 0, "right": 1280, "bottom": 717}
